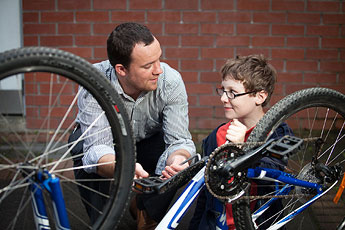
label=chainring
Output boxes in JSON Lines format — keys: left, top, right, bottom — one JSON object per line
{"left": 205, "top": 143, "right": 249, "bottom": 201}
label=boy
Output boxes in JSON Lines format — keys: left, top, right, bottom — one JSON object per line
{"left": 189, "top": 54, "right": 291, "bottom": 229}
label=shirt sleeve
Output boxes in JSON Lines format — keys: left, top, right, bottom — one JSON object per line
{"left": 155, "top": 69, "right": 196, "bottom": 175}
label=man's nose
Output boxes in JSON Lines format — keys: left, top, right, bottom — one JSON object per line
{"left": 153, "top": 61, "right": 163, "bottom": 75}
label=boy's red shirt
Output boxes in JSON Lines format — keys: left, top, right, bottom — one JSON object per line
{"left": 215, "top": 121, "right": 255, "bottom": 229}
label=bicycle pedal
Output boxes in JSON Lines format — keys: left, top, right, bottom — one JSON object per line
{"left": 267, "top": 135, "right": 303, "bottom": 159}
{"left": 133, "top": 177, "right": 165, "bottom": 194}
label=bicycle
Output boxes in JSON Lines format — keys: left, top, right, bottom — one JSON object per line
{"left": 134, "top": 87, "right": 345, "bottom": 230}
{"left": 0, "top": 47, "right": 135, "bottom": 229}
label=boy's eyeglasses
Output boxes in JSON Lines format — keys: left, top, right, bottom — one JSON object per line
{"left": 216, "top": 88, "right": 255, "bottom": 99}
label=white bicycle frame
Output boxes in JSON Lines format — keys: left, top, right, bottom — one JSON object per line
{"left": 155, "top": 166, "right": 206, "bottom": 229}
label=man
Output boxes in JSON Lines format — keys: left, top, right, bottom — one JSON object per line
{"left": 71, "top": 22, "right": 195, "bottom": 229}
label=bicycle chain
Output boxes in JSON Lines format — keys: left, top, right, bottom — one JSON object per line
{"left": 205, "top": 137, "right": 319, "bottom": 201}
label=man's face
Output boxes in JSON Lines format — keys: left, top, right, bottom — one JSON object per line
{"left": 124, "top": 38, "right": 163, "bottom": 97}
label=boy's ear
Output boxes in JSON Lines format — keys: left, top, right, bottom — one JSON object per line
{"left": 114, "top": 64, "right": 128, "bottom": 77}
{"left": 255, "top": 90, "right": 268, "bottom": 106}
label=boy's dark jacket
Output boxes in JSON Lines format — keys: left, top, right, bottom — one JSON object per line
{"left": 189, "top": 122, "right": 291, "bottom": 230}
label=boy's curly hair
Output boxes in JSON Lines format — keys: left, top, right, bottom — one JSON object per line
{"left": 220, "top": 54, "right": 276, "bottom": 107}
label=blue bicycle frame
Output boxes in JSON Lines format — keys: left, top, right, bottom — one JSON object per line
{"left": 30, "top": 170, "right": 70, "bottom": 230}
{"left": 155, "top": 165, "right": 337, "bottom": 230}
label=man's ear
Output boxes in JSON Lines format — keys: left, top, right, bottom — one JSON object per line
{"left": 255, "top": 90, "right": 268, "bottom": 106}
{"left": 114, "top": 64, "right": 127, "bottom": 77}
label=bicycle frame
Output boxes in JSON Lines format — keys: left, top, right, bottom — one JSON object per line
{"left": 30, "top": 170, "right": 70, "bottom": 230}
{"left": 156, "top": 163, "right": 336, "bottom": 230}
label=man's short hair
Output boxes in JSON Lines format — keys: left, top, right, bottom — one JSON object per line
{"left": 107, "top": 22, "right": 154, "bottom": 69}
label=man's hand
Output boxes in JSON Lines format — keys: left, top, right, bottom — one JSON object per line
{"left": 226, "top": 119, "right": 247, "bottom": 144}
{"left": 134, "top": 163, "right": 149, "bottom": 179}
{"left": 162, "top": 150, "right": 190, "bottom": 179}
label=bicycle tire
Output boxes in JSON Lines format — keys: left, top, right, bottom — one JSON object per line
{"left": 233, "top": 87, "right": 345, "bottom": 230}
{"left": 0, "top": 47, "right": 135, "bottom": 229}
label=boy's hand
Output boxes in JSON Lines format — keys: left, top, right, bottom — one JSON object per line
{"left": 226, "top": 119, "right": 247, "bottom": 144}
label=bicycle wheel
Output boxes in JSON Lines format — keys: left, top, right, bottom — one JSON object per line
{"left": 0, "top": 47, "right": 135, "bottom": 229}
{"left": 233, "top": 87, "right": 345, "bottom": 230}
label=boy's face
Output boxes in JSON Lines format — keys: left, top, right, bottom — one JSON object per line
{"left": 220, "top": 77, "right": 259, "bottom": 120}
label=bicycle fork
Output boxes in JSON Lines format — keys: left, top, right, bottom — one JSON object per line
{"left": 30, "top": 170, "right": 70, "bottom": 230}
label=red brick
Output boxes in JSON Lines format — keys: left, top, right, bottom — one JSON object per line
{"left": 60, "top": 47, "right": 92, "bottom": 59}
{"left": 41, "top": 12, "right": 74, "bottom": 23}
{"left": 180, "top": 71, "right": 198, "bottom": 83}
{"left": 166, "top": 48, "right": 199, "bottom": 59}
{"left": 165, "top": 0, "right": 198, "bottom": 9}
{"left": 287, "top": 37, "right": 319, "bottom": 48}
{"left": 201, "top": 24, "right": 234, "bottom": 35}
{"left": 94, "top": 0, "right": 126, "bottom": 9}
{"left": 272, "top": 25, "right": 304, "bottom": 35}
{"left": 304, "top": 73, "right": 337, "bottom": 83}
{"left": 41, "top": 36, "right": 73, "bottom": 46}
{"left": 76, "top": 12, "right": 109, "bottom": 22}
{"left": 201, "top": 48, "right": 234, "bottom": 59}
{"left": 197, "top": 118, "right": 228, "bottom": 129}
{"left": 161, "top": 59, "right": 178, "bottom": 69}
{"left": 94, "top": 24, "right": 116, "bottom": 34}
{"left": 199, "top": 95, "right": 222, "bottom": 106}
{"left": 201, "top": 0, "right": 234, "bottom": 10}
{"left": 286, "top": 60, "right": 318, "bottom": 71}
{"left": 75, "top": 35, "right": 107, "bottom": 46}
{"left": 94, "top": 47, "right": 108, "bottom": 59}
{"left": 253, "top": 13, "right": 286, "bottom": 23}
{"left": 182, "top": 36, "right": 215, "bottom": 46}
{"left": 217, "top": 36, "right": 250, "bottom": 47}
{"left": 24, "top": 83, "right": 38, "bottom": 94}
{"left": 39, "top": 83, "right": 74, "bottom": 95}
{"left": 200, "top": 72, "right": 221, "bottom": 83}
{"left": 147, "top": 12, "right": 180, "bottom": 22}
{"left": 166, "top": 23, "right": 199, "bottom": 34}
{"left": 237, "top": 24, "right": 269, "bottom": 35}
{"left": 181, "top": 59, "right": 213, "bottom": 71}
{"left": 272, "top": 0, "right": 305, "bottom": 11}
{"left": 129, "top": 0, "right": 162, "bottom": 9}
{"left": 306, "top": 49, "right": 338, "bottom": 60}
{"left": 271, "top": 49, "right": 305, "bottom": 59}
{"left": 307, "top": 1, "right": 340, "bottom": 12}
{"left": 183, "top": 12, "right": 217, "bottom": 22}
{"left": 26, "top": 107, "right": 40, "bottom": 117}
{"left": 218, "top": 12, "right": 251, "bottom": 23}
{"left": 287, "top": 13, "right": 321, "bottom": 24}
{"left": 155, "top": 36, "right": 179, "bottom": 46}
{"left": 307, "top": 25, "right": 339, "bottom": 37}
{"left": 111, "top": 11, "right": 145, "bottom": 22}
{"left": 146, "top": 24, "right": 163, "bottom": 35}
{"left": 185, "top": 83, "right": 213, "bottom": 94}
{"left": 189, "top": 107, "right": 213, "bottom": 117}
{"left": 252, "top": 37, "right": 285, "bottom": 47}
{"left": 237, "top": 0, "right": 270, "bottom": 11}
{"left": 24, "top": 24, "right": 56, "bottom": 34}
{"left": 23, "top": 12, "right": 39, "bottom": 23}
{"left": 268, "top": 60, "right": 284, "bottom": 72}
{"left": 277, "top": 73, "right": 303, "bottom": 83}
{"left": 322, "top": 38, "right": 345, "bottom": 48}
{"left": 188, "top": 95, "right": 197, "bottom": 106}
{"left": 24, "top": 36, "right": 39, "bottom": 46}
{"left": 58, "top": 0, "right": 91, "bottom": 10}
{"left": 324, "top": 14, "right": 345, "bottom": 24}
{"left": 26, "top": 95, "right": 57, "bottom": 106}
{"left": 22, "top": 0, "right": 55, "bottom": 10}
{"left": 59, "top": 24, "right": 91, "bottom": 34}
{"left": 320, "top": 61, "right": 345, "bottom": 72}
{"left": 237, "top": 48, "right": 269, "bottom": 58}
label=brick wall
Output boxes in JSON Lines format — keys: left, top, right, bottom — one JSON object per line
{"left": 22, "top": 0, "right": 345, "bottom": 143}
